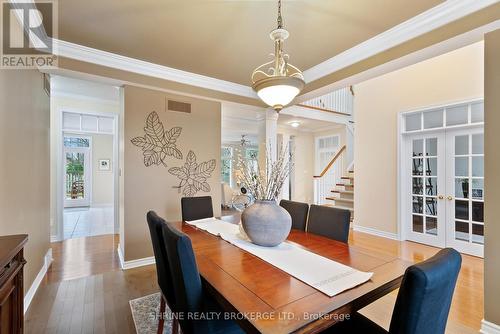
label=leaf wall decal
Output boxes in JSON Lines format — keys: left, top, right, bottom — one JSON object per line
{"left": 130, "top": 111, "right": 183, "bottom": 167}
{"left": 169, "top": 150, "right": 216, "bottom": 197}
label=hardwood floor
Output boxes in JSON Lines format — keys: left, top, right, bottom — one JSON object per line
{"left": 46, "top": 234, "right": 121, "bottom": 283}
{"left": 25, "top": 218, "right": 483, "bottom": 333}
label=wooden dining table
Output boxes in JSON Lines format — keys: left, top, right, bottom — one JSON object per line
{"left": 171, "top": 220, "right": 411, "bottom": 334}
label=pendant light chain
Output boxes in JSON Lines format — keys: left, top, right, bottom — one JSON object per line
{"left": 277, "top": 0, "right": 283, "bottom": 29}
{"left": 251, "top": 0, "right": 304, "bottom": 112}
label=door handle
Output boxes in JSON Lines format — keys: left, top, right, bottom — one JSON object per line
{"left": 447, "top": 196, "right": 453, "bottom": 201}
{"left": 438, "top": 195, "right": 444, "bottom": 199}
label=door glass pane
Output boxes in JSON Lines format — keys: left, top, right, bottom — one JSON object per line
{"left": 471, "top": 102, "right": 484, "bottom": 123}
{"left": 65, "top": 152, "right": 85, "bottom": 200}
{"left": 455, "top": 200, "right": 469, "bottom": 220}
{"left": 412, "top": 159, "right": 423, "bottom": 176}
{"left": 412, "top": 178, "right": 423, "bottom": 195}
{"left": 426, "top": 158, "right": 437, "bottom": 176}
{"left": 446, "top": 105, "right": 468, "bottom": 126}
{"left": 64, "top": 137, "right": 90, "bottom": 148}
{"left": 472, "top": 134, "right": 484, "bottom": 154}
{"left": 425, "top": 177, "right": 437, "bottom": 196}
{"left": 423, "top": 109, "right": 443, "bottom": 129}
{"left": 413, "top": 196, "right": 423, "bottom": 214}
{"left": 455, "top": 135, "right": 469, "bottom": 155}
{"left": 412, "top": 139, "right": 423, "bottom": 157}
{"left": 413, "top": 215, "right": 423, "bottom": 233}
{"left": 426, "top": 217, "right": 437, "bottom": 235}
{"left": 472, "top": 157, "right": 484, "bottom": 177}
{"left": 426, "top": 138, "right": 437, "bottom": 156}
{"left": 455, "top": 221, "right": 469, "bottom": 241}
{"left": 425, "top": 198, "right": 438, "bottom": 216}
{"left": 472, "top": 224, "right": 484, "bottom": 244}
{"left": 471, "top": 179, "right": 484, "bottom": 200}
{"left": 455, "top": 157, "right": 469, "bottom": 176}
{"left": 472, "top": 201, "right": 484, "bottom": 222}
{"left": 406, "top": 113, "right": 422, "bottom": 131}
{"left": 455, "top": 178, "right": 469, "bottom": 199}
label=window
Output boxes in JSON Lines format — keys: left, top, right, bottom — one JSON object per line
{"left": 221, "top": 147, "right": 232, "bottom": 185}
{"left": 315, "top": 136, "right": 339, "bottom": 174}
{"left": 402, "top": 100, "right": 484, "bottom": 133}
{"left": 64, "top": 137, "right": 90, "bottom": 148}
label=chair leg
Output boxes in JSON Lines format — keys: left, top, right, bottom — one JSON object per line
{"left": 157, "top": 296, "right": 166, "bottom": 334}
{"left": 172, "top": 318, "right": 179, "bottom": 334}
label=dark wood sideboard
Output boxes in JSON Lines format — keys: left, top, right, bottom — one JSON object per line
{"left": 0, "top": 235, "right": 28, "bottom": 334}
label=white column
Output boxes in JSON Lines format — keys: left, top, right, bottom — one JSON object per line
{"left": 280, "top": 133, "right": 290, "bottom": 200}
{"left": 257, "top": 108, "right": 279, "bottom": 169}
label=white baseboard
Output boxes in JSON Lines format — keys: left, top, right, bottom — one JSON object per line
{"left": 117, "top": 243, "right": 155, "bottom": 270}
{"left": 481, "top": 320, "right": 500, "bottom": 334}
{"left": 24, "top": 248, "right": 53, "bottom": 314}
{"left": 352, "top": 224, "right": 400, "bottom": 241}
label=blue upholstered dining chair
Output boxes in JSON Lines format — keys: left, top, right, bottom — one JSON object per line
{"left": 146, "top": 211, "right": 179, "bottom": 334}
{"left": 307, "top": 204, "right": 351, "bottom": 243}
{"left": 326, "top": 248, "right": 462, "bottom": 334}
{"left": 161, "top": 218, "right": 244, "bottom": 334}
{"left": 279, "top": 199, "right": 309, "bottom": 231}
{"left": 181, "top": 196, "right": 214, "bottom": 221}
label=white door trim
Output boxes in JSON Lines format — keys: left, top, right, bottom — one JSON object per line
{"left": 398, "top": 100, "right": 485, "bottom": 257}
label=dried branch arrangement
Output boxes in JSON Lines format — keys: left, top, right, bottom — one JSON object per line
{"left": 236, "top": 146, "right": 293, "bottom": 201}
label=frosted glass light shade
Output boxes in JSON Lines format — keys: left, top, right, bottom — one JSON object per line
{"left": 252, "top": 76, "right": 305, "bottom": 111}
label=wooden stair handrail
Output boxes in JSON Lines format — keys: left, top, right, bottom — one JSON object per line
{"left": 313, "top": 145, "right": 346, "bottom": 178}
{"left": 297, "top": 104, "right": 352, "bottom": 117}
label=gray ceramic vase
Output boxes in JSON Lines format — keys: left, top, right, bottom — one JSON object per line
{"left": 241, "top": 200, "right": 292, "bottom": 247}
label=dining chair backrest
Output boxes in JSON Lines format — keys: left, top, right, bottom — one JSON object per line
{"left": 389, "top": 248, "right": 462, "bottom": 334}
{"left": 279, "top": 199, "right": 309, "bottom": 231}
{"left": 306, "top": 204, "right": 351, "bottom": 243}
{"left": 146, "top": 211, "right": 176, "bottom": 305}
{"left": 181, "top": 196, "right": 214, "bottom": 222}
{"left": 161, "top": 220, "right": 203, "bottom": 333}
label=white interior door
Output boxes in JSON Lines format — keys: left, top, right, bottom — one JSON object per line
{"left": 405, "top": 133, "right": 446, "bottom": 248}
{"left": 63, "top": 136, "right": 91, "bottom": 208}
{"left": 445, "top": 128, "right": 484, "bottom": 257}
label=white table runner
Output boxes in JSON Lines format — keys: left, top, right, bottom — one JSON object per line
{"left": 186, "top": 217, "right": 373, "bottom": 297}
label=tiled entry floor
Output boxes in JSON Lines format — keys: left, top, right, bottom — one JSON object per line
{"left": 63, "top": 206, "right": 114, "bottom": 239}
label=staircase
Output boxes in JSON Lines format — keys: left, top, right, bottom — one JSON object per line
{"left": 313, "top": 144, "right": 355, "bottom": 220}
{"left": 324, "top": 170, "right": 354, "bottom": 220}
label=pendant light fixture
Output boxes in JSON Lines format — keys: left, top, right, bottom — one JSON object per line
{"left": 251, "top": 0, "right": 305, "bottom": 112}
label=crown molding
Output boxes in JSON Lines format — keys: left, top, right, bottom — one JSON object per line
{"left": 303, "top": 0, "right": 499, "bottom": 83}
{"left": 50, "top": 0, "right": 495, "bottom": 104}
{"left": 54, "top": 39, "right": 258, "bottom": 99}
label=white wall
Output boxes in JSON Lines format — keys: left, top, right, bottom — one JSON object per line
{"left": 354, "top": 41, "right": 483, "bottom": 234}
{"left": 278, "top": 126, "right": 314, "bottom": 203}
{"left": 91, "top": 134, "right": 114, "bottom": 206}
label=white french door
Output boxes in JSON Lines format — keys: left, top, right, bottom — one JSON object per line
{"left": 406, "top": 133, "right": 446, "bottom": 248}
{"left": 63, "top": 136, "right": 91, "bottom": 208}
{"left": 404, "top": 127, "right": 484, "bottom": 257}
{"left": 445, "top": 128, "right": 484, "bottom": 257}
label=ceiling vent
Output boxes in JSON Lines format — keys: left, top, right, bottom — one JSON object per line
{"left": 167, "top": 99, "right": 191, "bottom": 113}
